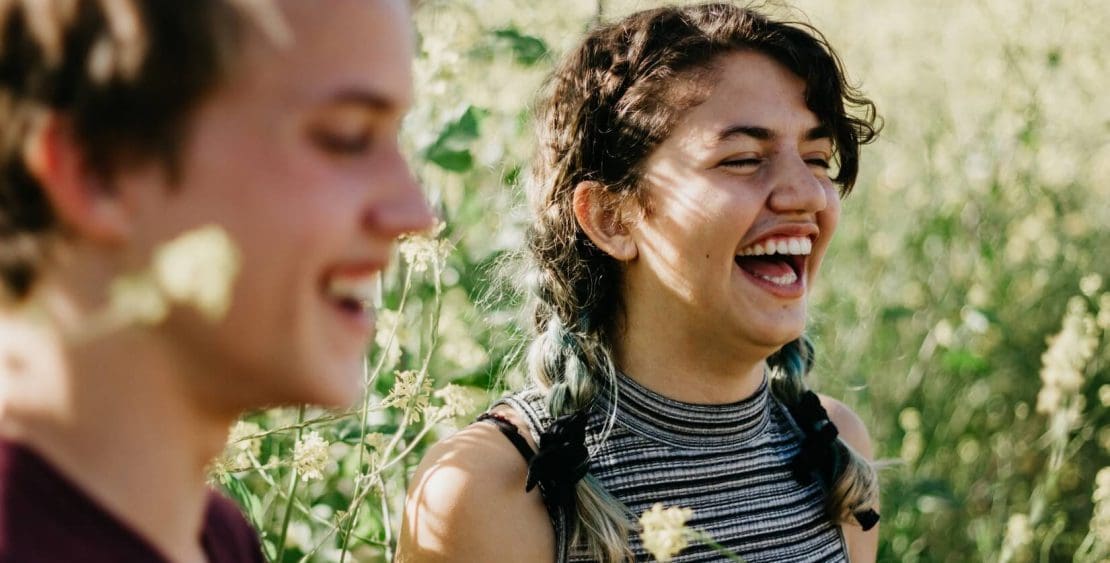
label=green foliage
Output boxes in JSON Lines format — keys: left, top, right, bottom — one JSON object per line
{"left": 214, "top": 1, "right": 1110, "bottom": 561}
{"left": 423, "top": 106, "right": 484, "bottom": 172}
{"left": 492, "top": 28, "right": 550, "bottom": 66}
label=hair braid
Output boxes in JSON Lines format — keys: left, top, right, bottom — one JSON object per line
{"left": 768, "top": 337, "right": 881, "bottom": 525}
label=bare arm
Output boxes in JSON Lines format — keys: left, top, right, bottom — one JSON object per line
{"left": 397, "top": 410, "right": 554, "bottom": 563}
{"left": 819, "top": 395, "right": 879, "bottom": 563}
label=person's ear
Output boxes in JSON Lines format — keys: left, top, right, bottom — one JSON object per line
{"left": 23, "top": 114, "right": 131, "bottom": 244}
{"left": 572, "top": 181, "right": 637, "bottom": 261}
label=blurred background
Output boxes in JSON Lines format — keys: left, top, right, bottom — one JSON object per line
{"left": 216, "top": 1, "right": 1110, "bottom": 561}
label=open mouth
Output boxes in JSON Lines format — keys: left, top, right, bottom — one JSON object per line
{"left": 734, "top": 236, "right": 810, "bottom": 287}
{"left": 323, "top": 272, "right": 378, "bottom": 317}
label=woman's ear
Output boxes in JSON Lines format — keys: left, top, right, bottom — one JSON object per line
{"left": 572, "top": 181, "right": 637, "bottom": 261}
{"left": 23, "top": 114, "right": 132, "bottom": 244}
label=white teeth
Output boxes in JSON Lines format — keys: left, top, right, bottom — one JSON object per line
{"left": 757, "top": 270, "right": 799, "bottom": 286}
{"left": 326, "top": 274, "right": 379, "bottom": 307}
{"left": 737, "top": 236, "right": 812, "bottom": 257}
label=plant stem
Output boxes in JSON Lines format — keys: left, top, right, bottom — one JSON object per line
{"left": 275, "top": 405, "right": 306, "bottom": 562}
{"left": 693, "top": 530, "right": 746, "bottom": 562}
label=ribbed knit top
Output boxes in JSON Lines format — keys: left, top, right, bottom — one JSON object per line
{"left": 497, "top": 372, "right": 847, "bottom": 563}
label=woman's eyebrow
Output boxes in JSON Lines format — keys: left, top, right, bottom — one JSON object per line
{"left": 713, "top": 124, "right": 832, "bottom": 145}
{"left": 321, "top": 87, "right": 409, "bottom": 114}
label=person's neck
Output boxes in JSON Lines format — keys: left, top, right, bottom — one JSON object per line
{"left": 0, "top": 303, "right": 233, "bottom": 563}
{"left": 614, "top": 304, "right": 770, "bottom": 405}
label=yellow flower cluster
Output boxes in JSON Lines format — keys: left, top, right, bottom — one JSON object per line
{"left": 381, "top": 370, "right": 434, "bottom": 424}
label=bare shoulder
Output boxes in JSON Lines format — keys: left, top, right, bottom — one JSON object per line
{"left": 816, "top": 394, "right": 874, "bottom": 460}
{"left": 397, "top": 408, "right": 554, "bottom": 563}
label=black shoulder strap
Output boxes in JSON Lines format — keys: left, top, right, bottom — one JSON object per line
{"left": 477, "top": 411, "right": 571, "bottom": 563}
{"left": 477, "top": 412, "right": 535, "bottom": 463}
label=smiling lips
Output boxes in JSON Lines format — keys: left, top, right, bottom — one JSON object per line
{"left": 735, "top": 236, "right": 811, "bottom": 287}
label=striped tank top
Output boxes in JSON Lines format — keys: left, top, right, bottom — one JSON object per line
{"left": 494, "top": 372, "right": 848, "bottom": 562}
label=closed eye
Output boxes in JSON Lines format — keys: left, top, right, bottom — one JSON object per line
{"left": 805, "top": 158, "right": 831, "bottom": 169}
{"left": 312, "top": 129, "right": 373, "bottom": 155}
{"left": 721, "top": 158, "right": 763, "bottom": 169}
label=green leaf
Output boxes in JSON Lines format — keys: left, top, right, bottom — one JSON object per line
{"left": 222, "top": 476, "right": 264, "bottom": 527}
{"left": 424, "top": 106, "right": 485, "bottom": 172}
{"left": 436, "top": 106, "right": 483, "bottom": 146}
{"left": 425, "top": 145, "right": 473, "bottom": 172}
{"left": 492, "top": 28, "right": 549, "bottom": 66}
{"left": 941, "top": 348, "right": 989, "bottom": 375}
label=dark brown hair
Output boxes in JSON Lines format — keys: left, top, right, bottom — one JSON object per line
{"left": 0, "top": 0, "right": 251, "bottom": 301}
{"left": 522, "top": 3, "right": 880, "bottom": 559}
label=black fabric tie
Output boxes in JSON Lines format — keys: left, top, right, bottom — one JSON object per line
{"left": 526, "top": 409, "right": 590, "bottom": 518}
{"left": 788, "top": 391, "right": 880, "bottom": 532}
{"left": 477, "top": 409, "right": 590, "bottom": 521}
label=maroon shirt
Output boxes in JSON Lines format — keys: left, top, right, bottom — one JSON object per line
{"left": 0, "top": 440, "right": 265, "bottom": 562}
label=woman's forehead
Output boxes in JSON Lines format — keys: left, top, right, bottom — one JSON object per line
{"left": 669, "top": 52, "right": 823, "bottom": 149}
{"left": 224, "top": 0, "right": 414, "bottom": 111}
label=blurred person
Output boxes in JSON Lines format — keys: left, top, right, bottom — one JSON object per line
{"left": 400, "top": 3, "right": 880, "bottom": 562}
{"left": 0, "top": 0, "right": 432, "bottom": 561}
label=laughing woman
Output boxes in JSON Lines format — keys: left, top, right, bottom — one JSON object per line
{"left": 400, "top": 3, "right": 881, "bottom": 562}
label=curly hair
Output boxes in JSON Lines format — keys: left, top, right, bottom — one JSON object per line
{"left": 520, "top": 3, "right": 880, "bottom": 560}
{"left": 0, "top": 0, "right": 255, "bottom": 302}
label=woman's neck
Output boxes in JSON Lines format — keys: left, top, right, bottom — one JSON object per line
{"left": 614, "top": 316, "right": 769, "bottom": 405}
{"left": 0, "top": 308, "right": 232, "bottom": 563}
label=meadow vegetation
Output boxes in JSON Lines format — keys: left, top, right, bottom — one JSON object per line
{"left": 213, "top": 1, "right": 1110, "bottom": 561}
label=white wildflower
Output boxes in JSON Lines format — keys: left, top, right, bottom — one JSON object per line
{"left": 381, "top": 370, "right": 433, "bottom": 424}
{"left": 1001, "top": 513, "right": 1033, "bottom": 561}
{"left": 107, "top": 272, "right": 167, "bottom": 325}
{"left": 1080, "top": 274, "right": 1103, "bottom": 297}
{"left": 1036, "top": 297, "right": 1098, "bottom": 416}
{"left": 226, "top": 420, "right": 262, "bottom": 469}
{"left": 898, "top": 408, "right": 922, "bottom": 431}
{"left": 961, "top": 308, "right": 990, "bottom": 334}
{"left": 1092, "top": 467, "right": 1110, "bottom": 542}
{"left": 293, "top": 431, "right": 329, "bottom": 482}
{"left": 1094, "top": 467, "right": 1110, "bottom": 503}
{"left": 153, "top": 225, "right": 241, "bottom": 321}
{"left": 398, "top": 224, "right": 450, "bottom": 274}
{"left": 933, "top": 319, "right": 955, "bottom": 348}
{"left": 639, "top": 503, "right": 694, "bottom": 562}
{"left": 431, "top": 384, "right": 482, "bottom": 421}
{"left": 900, "top": 431, "right": 924, "bottom": 464}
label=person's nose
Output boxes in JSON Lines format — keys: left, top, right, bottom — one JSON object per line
{"left": 361, "top": 145, "right": 436, "bottom": 237}
{"left": 766, "top": 152, "right": 829, "bottom": 215}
